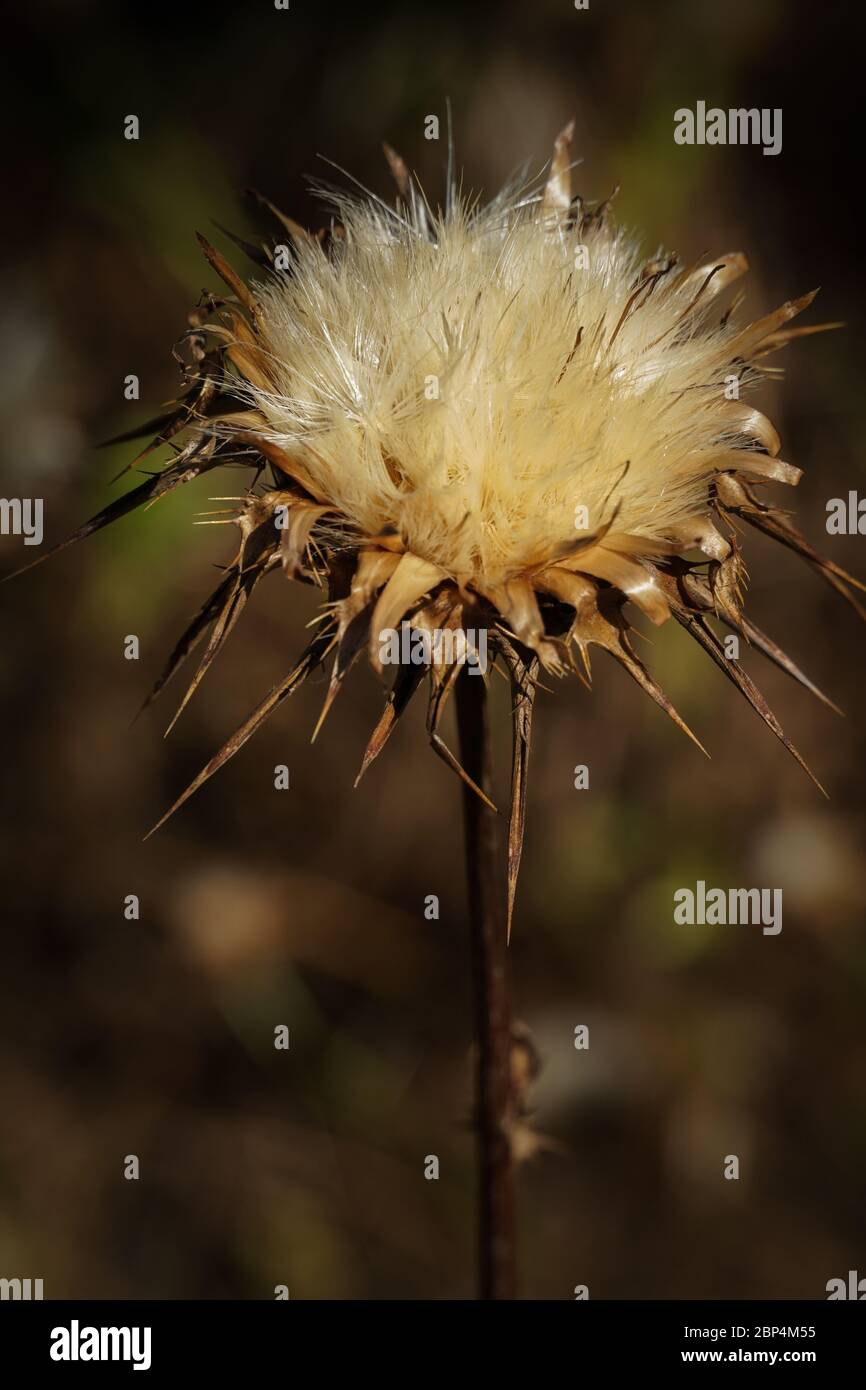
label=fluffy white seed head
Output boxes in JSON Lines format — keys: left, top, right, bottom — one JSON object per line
{"left": 244, "top": 179, "right": 755, "bottom": 585}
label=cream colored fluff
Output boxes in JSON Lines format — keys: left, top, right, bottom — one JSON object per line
{"left": 243, "top": 178, "right": 754, "bottom": 586}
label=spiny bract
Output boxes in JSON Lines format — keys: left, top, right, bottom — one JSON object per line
{"left": 24, "top": 123, "right": 863, "bottom": 931}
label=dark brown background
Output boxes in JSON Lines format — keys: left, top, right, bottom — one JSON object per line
{"left": 1, "top": 0, "right": 863, "bottom": 1298}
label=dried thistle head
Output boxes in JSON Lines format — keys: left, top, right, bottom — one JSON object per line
{"left": 24, "top": 124, "right": 862, "bottom": 932}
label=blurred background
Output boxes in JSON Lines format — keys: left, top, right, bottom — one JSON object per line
{"left": 1, "top": 0, "right": 864, "bottom": 1299}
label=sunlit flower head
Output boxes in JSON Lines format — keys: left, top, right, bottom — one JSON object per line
{"left": 25, "top": 124, "right": 861, "bottom": 930}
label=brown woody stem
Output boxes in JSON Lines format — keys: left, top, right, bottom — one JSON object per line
{"left": 455, "top": 667, "right": 517, "bottom": 1300}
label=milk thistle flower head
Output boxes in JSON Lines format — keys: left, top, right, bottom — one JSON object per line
{"left": 24, "top": 123, "right": 859, "bottom": 929}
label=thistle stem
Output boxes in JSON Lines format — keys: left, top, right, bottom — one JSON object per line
{"left": 455, "top": 668, "right": 517, "bottom": 1300}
